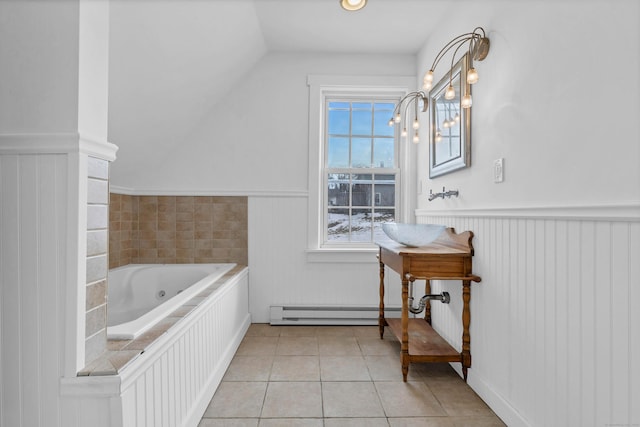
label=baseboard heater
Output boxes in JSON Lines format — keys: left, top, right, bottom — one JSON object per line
{"left": 270, "top": 305, "right": 402, "bottom": 325}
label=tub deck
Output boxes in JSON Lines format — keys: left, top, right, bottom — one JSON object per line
{"left": 79, "top": 264, "right": 248, "bottom": 376}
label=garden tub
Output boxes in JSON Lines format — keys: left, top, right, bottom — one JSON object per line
{"left": 107, "top": 263, "right": 236, "bottom": 339}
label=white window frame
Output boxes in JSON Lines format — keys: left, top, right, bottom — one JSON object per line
{"left": 306, "top": 75, "right": 417, "bottom": 262}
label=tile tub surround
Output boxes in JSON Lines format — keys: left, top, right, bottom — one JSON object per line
{"left": 86, "top": 157, "right": 110, "bottom": 363}
{"left": 200, "top": 324, "right": 507, "bottom": 426}
{"left": 109, "top": 194, "right": 248, "bottom": 268}
{"left": 79, "top": 264, "right": 247, "bottom": 376}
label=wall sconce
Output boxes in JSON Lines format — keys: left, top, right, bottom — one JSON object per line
{"left": 340, "top": 0, "right": 367, "bottom": 11}
{"left": 389, "top": 27, "right": 490, "bottom": 144}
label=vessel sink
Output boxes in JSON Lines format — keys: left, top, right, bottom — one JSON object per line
{"left": 381, "top": 223, "right": 446, "bottom": 247}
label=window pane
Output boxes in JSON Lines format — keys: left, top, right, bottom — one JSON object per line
{"left": 350, "top": 208, "right": 372, "bottom": 242}
{"left": 328, "top": 174, "right": 350, "bottom": 207}
{"left": 352, "top": 110, "right": 372, "bottom": 135}
{"left": 327, "top": 208, "right": 349, "bottom": 241}
{"left": 375, "top": 102, "right": 395, "bottom": 111}
{"left": 327, "top": 137, "right": 349, "bottom": 168}
{"left": 330, "top": 101, "right": 350, "bottom": 109}
{"left": 353, "top": 102, "right": 372, "bottom": 110}
{"left": 328, "top": 109, "right": 350, "bottom": 135}
{"left": 373, "top": 174, "right": 395, "bottom": 206}
{"left": 352, "top": 174, "right": 372, "bottom": 207}
{"left": 373, "top": 208, "right": 395, "bottom": 241}
{"left": 373, "top": 138, "right": 394, "bottom": 168}
{"left": 374, "top": 108, "right": 394, "bottom": 137}
{"left": 351, "top": 137, "right": 372, "bottom": 168}
{"left": 322, "top": 96, "right": 400, "bottom": 246}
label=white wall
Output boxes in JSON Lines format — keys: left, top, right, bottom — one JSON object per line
{"left": 112, "top": 51, "right": 417, "bottom": 320}
{"left": 414, "top": 1, "right": 640, "bottom": 426}
{"left": 107, "top": 0, "right": 268, "bottom": 188}
{"left": 112, "top": 52, "right": 416, "bottom": 193}
{"left": 0, "top": 0, "right": 80, "bottom": 133}
{"left": 415, "top": 0, "right": 640, "bottom": 210}
{"left": 0, "top": 2, "right": 116, "bottom": 426}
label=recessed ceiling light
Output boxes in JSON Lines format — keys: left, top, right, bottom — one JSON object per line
{"left": 340, "top": 0, "right": 367, "bottom": 12}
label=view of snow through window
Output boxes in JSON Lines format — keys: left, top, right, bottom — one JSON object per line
{"left": 325, "top": 100, "right": 398, "bottom": 243}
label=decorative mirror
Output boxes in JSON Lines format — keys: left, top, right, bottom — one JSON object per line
{"left": 429, "top": 53, "right": 471, "bottom": 178}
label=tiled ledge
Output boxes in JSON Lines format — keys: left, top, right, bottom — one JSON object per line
{"left": 78, "top": 265, "right": 247, "bottom": 376}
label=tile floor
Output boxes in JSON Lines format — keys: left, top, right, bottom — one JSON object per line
{"left": 199, "top": 324, "right": 506, "bottom": 427}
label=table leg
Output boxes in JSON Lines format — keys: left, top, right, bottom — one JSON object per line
{"left": 378, "top": 258, "right": 385, "bottom": 339}
{"left": 401, "top": 275, "right": 409, "bottom": 382}
{"left": 461, "top": 279, "right": 471, "bottom": 382}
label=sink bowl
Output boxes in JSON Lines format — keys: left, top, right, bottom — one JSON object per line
{"left": 381, "top": 223, "right": 446, "bottom": 247}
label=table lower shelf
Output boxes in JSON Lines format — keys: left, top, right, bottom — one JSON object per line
{"left": 386, "top": 318, "right": 461, "bottom": 363}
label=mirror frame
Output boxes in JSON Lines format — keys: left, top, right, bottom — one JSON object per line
{"left": 429, "top": 53, "right": 471, "bottom": 178}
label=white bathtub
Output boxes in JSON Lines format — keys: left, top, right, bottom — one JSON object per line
{"left": 107, "top": 263, "right": 236, "bottom": 340}
{"left": 62, "top": 265, "right": 250, "bottom": 427}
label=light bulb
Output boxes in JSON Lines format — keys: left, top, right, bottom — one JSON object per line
{"left": 388, "top": 118, "right": 394, "bottom": 127}
{"left": 394, "top": 112, "right": 401, "bottom": 123}
{"left": 340, "top": 0, "right": 367, "bottom": 11}
{"left": 422, "top": 70, "right": 434, "bottom": 90}
{"left": 435, "top": 130, "right": 442, "bottom": 142}
{"left": 423, "top": 70, "right": 434, "bottom": 85}
{"left": 444, "top": 84, "right": 455, "bottom": 100}
{"left": 449, "top": 118, "right": 456, "bottom": 127}
{"left": 461, "top": 93, "right": 473, "bottom": 108}
{"left": 412, "top": 131, "right": 420, "bottom": 144}
{"left": 467, "top": 68, "right": 479, "bottom": 84}
{"left": 454, "top": 113, "right": 460, "bottom": 122}
{"left": 401, "top": 128, "right": 408, "bottom": 138}
{"left": 412, "top": 118, "right": 420, "bottom": 130}
{"left": 442, "top": 120, "right": 450, "bottom": 129}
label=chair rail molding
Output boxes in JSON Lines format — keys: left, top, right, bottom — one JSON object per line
{"left": 416, "top": 201, "right": 640, "bottom": 222}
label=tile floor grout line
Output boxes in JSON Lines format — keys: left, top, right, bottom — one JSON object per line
{"left": 201, "top": 324, "right": 506, "bottom": 426}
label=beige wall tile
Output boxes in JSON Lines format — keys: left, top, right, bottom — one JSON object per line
{"left": 86, "top": 254, "right": 107, "bottom": 284}
{"left": 87, "top": 157, "right": 109, "bottom": 179}
{"left": 88, "top": 178, "right": 109, "bottom": 204}
{"left": 86, "top": 305, "right": 106, "bottom": 338}
{"left": 87, "top": 205, "right": 108, "bottom": 229}
{"left": 87, "top": 229, "right": 108, "bottom": 256}
{"left": 86, "top": 280, "right": 107, "bottom": 311}
{"left": 109, "top": 194, "right": 247, "bottom": 266}
{"left": 85, "top": 330, "right": 107, "bottom": 365}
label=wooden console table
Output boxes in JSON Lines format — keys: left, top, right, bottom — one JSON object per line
{"left": 377, "top": 228, "right": 481, "bottom": 382}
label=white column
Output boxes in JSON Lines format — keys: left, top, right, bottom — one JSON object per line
{"left": 0, "top": 1, "right": 117, "bottom": 426}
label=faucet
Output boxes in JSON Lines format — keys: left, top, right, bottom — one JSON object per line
{"left": 428, "top": 186, "right": 459, "bottom": 201}
{"left": 428, "top": 188, "right": 445, "bottom": 201}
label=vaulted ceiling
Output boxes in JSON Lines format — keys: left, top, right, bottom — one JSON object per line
{"left": 107, "top": 0, "right": 450, "bottom": 183}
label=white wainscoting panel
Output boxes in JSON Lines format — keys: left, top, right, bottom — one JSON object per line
{"left": 60, "top": 269, "right": 250, "bottom": 427}
{"left": 416, "top": 209, "right": 639, "bottom": 427}
{"left": 119, "top": 269, "right": 250, "bottom": 427}
{"left": 0, "top": 153, "right": 72, "bottom": 427}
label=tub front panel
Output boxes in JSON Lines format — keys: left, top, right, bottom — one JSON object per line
{"left": 120, "top": 268, "right": 250, "bottom": 427}
{"left": 60, "top": 267, "right": 250, "bottom": 427}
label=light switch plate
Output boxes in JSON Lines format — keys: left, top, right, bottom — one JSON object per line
{"left": 494, "top": 158, "right": 504, "bottom": 183}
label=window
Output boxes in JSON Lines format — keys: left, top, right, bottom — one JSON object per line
{"left": 307, "top": 75, "right": 415, "bottom": 259}
{"left": 324, "top": 99, "right": 398, "bottom": 244}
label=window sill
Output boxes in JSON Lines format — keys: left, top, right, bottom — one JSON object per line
{"left": 305, "top": 247, "right": 379, "bottom": 263}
